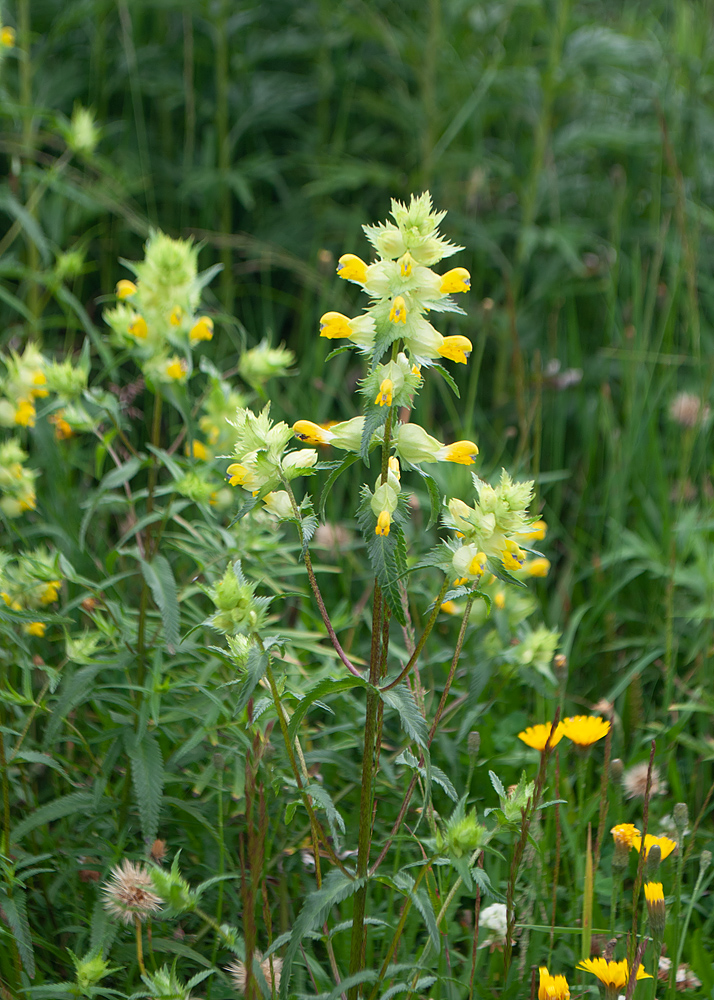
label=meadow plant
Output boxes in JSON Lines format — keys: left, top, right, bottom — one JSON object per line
{"left": 0, "top": 194, "right": 711, "bottom": 1000}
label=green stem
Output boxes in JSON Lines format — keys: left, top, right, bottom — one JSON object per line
{"left": 135, "top": 916, "right": 146, "bottom": 975}
{"left": 381, "top": 576, "right": 449, "bottom": 692}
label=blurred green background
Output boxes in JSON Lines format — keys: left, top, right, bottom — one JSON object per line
{"left": 2, "top": 0, "right": 714, "bottom": 748}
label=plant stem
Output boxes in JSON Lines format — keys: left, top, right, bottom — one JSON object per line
{"left": 135, "top": 916, "right": 146, "bottom": 975}
{"left": 381, "top": 576, "right": 449, "bottom": 692}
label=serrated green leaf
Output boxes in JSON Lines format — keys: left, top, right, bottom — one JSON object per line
{"left": 234, "top": 647, "right": 268, "bottom": 717}
{"left": 380, "top": 684, "right": 428, "bottom": 748}
{"left": 356, "top": 487, "right": 408, "bottom": 626}
{"left": 305, "top": 782, "right": 345, "bottom": 841}
{"left": 0, "top": 885, "right": 35, "bottom": 976}
{"left": 288, "top": 675, "right": 368, "bottom": 743}
{"left": 392, "top": 870, "right": 440, "bottom": 951}
{"left": 409, "top": 466, "right": 442, "bottom": 529}
{"left": 139, "top": 555, "right": 180, "bottom": 653}
{"left": 360, "top": 403, "right": 388, "bottom": 462}
{"left": 379, "top": 976, "right": 437, "bottom": 1000}
{"left": 10, "top": 791, "right": 95, "bottom": 844}
{"left": 280, "top": 869, "right": 364, "bottom": 1000}
{"left": 432, "top": 363, "right": 460, "bottom": 398}
{"left": 488, "top": 770, "right": 506, "bottom": 799}
{"left": 126, "top": 729, "right": 164, "bottom": 844}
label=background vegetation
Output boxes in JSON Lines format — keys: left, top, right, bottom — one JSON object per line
{"left": 1, "top": 0, "right": 713, "bottom": 997}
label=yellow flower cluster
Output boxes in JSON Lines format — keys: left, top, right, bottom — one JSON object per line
{"left": 0, "top": 439, "right": 38, "bottom": 518}
{"left": 518, "top": 715, "right": 610, "bottom": 751}
{"left": 0, "top": 547, "right": 62, "bottom": 637}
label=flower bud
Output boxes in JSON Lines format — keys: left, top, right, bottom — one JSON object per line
{"left": 609, "top": 757, "right": 624, "bottom": 782}
{"left": 645, "top": 843, "right": 662, "bottom": 878}
{"left": 700, "top": 849, "right": 712, "bottom": 873}
{"left": 263, "top": 491, "right": 293, "bottom": 519}
{"left": 673, "top": 802, "right": 689, "bottom": 837}
{"left": 644, "top": 882, "right": 666, "bottom": 938}
{"left": 116, "top": 279, "right": 137, "bottom": 299}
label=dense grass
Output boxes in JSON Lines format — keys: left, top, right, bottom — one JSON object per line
{"left": 1, "top": 1, "right": 714, "bottom": 997}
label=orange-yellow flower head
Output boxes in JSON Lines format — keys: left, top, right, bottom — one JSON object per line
{"left": 561, "top": 715, "right": 610, "bottom": 747}
{"left": 438, "top": 335, "right": 472, "bottom": 364}
{"left": 644, "top": 881, "right": 666, "bottom": 936}
{"left": 337, "top": 253, "right": 368, "bottom": 284}
{"left": 610, "top": 823, "right": 640, "bottom": 849}
{"left": 538, "top": 967, "right": 570, "bottom": 1000}
{"left": 644, "top": 881, "right": 664, "bottom": 904}
{"left": 633, "top": 834, "right": 677, "bottom": 861}
{"left": 518, "top": 722, "right": 565, "bottom": 752}
{"left": 577, "top": 958, "right": 652, "bottom": 994}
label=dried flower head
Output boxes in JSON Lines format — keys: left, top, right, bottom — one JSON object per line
{"left": 226, "top": 953, "right": 282, "bottom": 994}
{"left": 669, "top": 391, "right": 710, "bottom": 428}
{"left": 622, "top": 761, "right": 667, "bottom": 800}
{"left": 149, "top": 839, "right": 168, "bottom": 864}
{"left": 102, "top": 858, "right": 162, "bottom": 924}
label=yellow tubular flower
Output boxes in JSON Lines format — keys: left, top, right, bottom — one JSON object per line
{"left": 188, "top": 440, "right": 209, "bottom": 460}
{"left": 24, "top": 622, "right": 46, "bottom": 637}
{"left": 375, "top": 378, "right": 393, "bottom": 407}
{"left": 518, "top": 722, "right": 564, "bottom": 751}
{"left": 561, "top": 715, "right": 611, "bottom": 747}
{"left": 400, "top": 253, "right": 413, "bottom": 277}
{"left": 632, "top": 834, "right": 677, "bottom": 861}
{"left": 166, "top": 358, "right": 187, "bottom": 380}
{"left": 226, "top": 463, "right": 249, "bottom": 487}
{"left": 190, "top": 316, "right": 214, "bottom": 342}
{"left": 31, "top": 372, "right": 48, "bottom": 399}
{"left": 319, "top": 312, "right": 352, "bottom": 339}
{"left": 293, "top": 420, "right": 332, "bottom": 445}
{"left": 128, "top": 316, "right": 148, "bottom": 339}
{"left": 169, "top": 306, "right": 183, "bottom": 326}
{"left": 501, "top": 538, "right": 526, "bottom": 570}
{"left": 518, "top": 519, "right": 547, "bottom": 541}
{"left": 577, "top": 958, "right": 651, "bottom": 992}
{"left": 440, "top": 440, "right": 479, "bottom": 465}
{"left": 375, "top": 510, "right": 391, "bottom": 536}
{"left": 468, "top": 551, "right": 487, "bottom": 579}
{"left": 388, "top": 456, "right": 401, "bottom": 478}
{"left": 524, "top": 557, "right": 550, "bottom": 577}
{"left": 116, "top": 279, "right": 137, "bottom": 299}
{"left": 389, "top": 296, "right": 407, "bottom": 323}
{"left": 438, "top": 335, "right": 472, "bottom": 364}
{"left": 440, "top": 600, "right": 458, "bottom": 614}
{"left": 440, "top": 267, "right": 471, "bottom": 294}
{"left": 1, "top": 26, "right": 16, "bottom": 47}
{"left": 337, "top": 254, "right": 368, "bottom": 283}
{"left": 538, "top": 967, "right": 570, "bottom": 1000}
{"left": 494, "top": 590, "right": 506, "bottom": 609}
{"left": 41, "top": 581, "right": 61, "bottom": 604}
{"left": 14, "top": 399, "right": 36, "bottom": 427}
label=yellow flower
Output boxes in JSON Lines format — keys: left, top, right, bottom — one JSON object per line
{"left": 494, "top": 590, "right": 506, "bottom": 609}
{"left": 50, "top": 411, "right": 73, "bottom": 440}
{"left": 644, "top": 881, "right": 664, "bottom": 904}
{"left": 440, "top": 267, "right": 471, "bottom": 294}
{"left": 501, "top": 538, "right": 526, "bottom": 571}
{"left": 399, "top": 253, "right": 413, "bottom": 277}
{"left": 438, "top": 335, "right": 472, "bottom": 364}
{"left": 165, "top": 357, "right": 187, "bottom": 380}
{"left": 188, "top": 440, "right": 209, "bottom": 460}
{"left": 14, "top": 399, "right": 36, "bottom": 427}
{"left": 388, "top": 456, "right": 401, "bottom": 478}
{"left": 2, "top": 592, "right": 21, "bottom": 611}
{"left": 226, "top": 463, "right": 249, "bottom": 487}
{"left": 632, "top": 833, "right": 677, "bottom": 861}
{"left": 293, "top": 420, "right": 331, "bottom": 445}
{"left": 1, "top": 26, "right": 16, "bottom": 47}
{"left": 576, "top": 958, "right": 651, "bottom": 991}
{"left": 441, "top": 440, "right": 479, "bottom": 465}
{"left": 518, "top": 519, "right": 547, "bottom": 541}
{"left": 644, "top": 882, "right": 666, "bottom": 936}
{"left": 41, "top": 581, "right": 61, "bottom": 604}
{"left": 190, "top": 316, "right": 214, "bottom": 342}
{"left": 523, "top": 557, "right": 550, "bottom": 577}
{"left": 116, "top": 279, "right": 137, "bottom": 299}
{"left": 337, "top": 254, "right": 368, "bottom": 283}
{"left": 389, "top": 295, "right": 407, "bottom": 324}
{"left": 169, "top": 306, "right": 183, "bottom": 326}
{"left": 468, "top": 551, "right": 487, "bottom": 578}
{"left": 440, "top": 600, "right": 458, "bottom": 615}
{"left": 128, "top": 316, "right": 148, "bottom": 339}
{"left": 31, "top": 372, "right": 48, "bottom": 398}
{"left": 24, "top": 622, "right": 46, "bottom": 637}
{"left": 319, "top": 312, "right": 352, "bottom": 339}
{"left": 561, "top": 715, "right": 610, "bottom": 747}
{"left": 375, "top": 378, "right": 393, "bottom": 407}
{"left": 375, "top": 510, "right": 391, "bottom": 536}
{"left": 538, "top": 967, "right": 570, "bottom": 1000}
{"left": 518, "top": 722, "right": 565, "bottom": 751}
{"left": 610, "top": 823, "right": 640, "bottom": 849}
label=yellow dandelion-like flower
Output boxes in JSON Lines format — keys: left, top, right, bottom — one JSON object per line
{"left": 632, "top": 833, "right": 677, "bottom": 861}
{"left": 644, "top": 881, "right": 664, "bottom": 904}
{"left": 560, "top": 715, "right": 610, "bottom": 747}
{"left": 116, "top": 279, "right": 137, "bottom": 299}
{"left": 518, "top": 722, "right": 565, "bottom": 752}
{"left": 577, "top": 958, "right": 651, "bottom": 991}
{"left": 610, "top": 823, "right": 640, "bottom": 849}
{"left": 538, "top": 967, "right": 569, "bottom": 1000}
{"left": 644, "top": 882, "right": 666, "bottom": 936}
{"left": 102, "top": 858, "right": 162, "bottom": 925}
